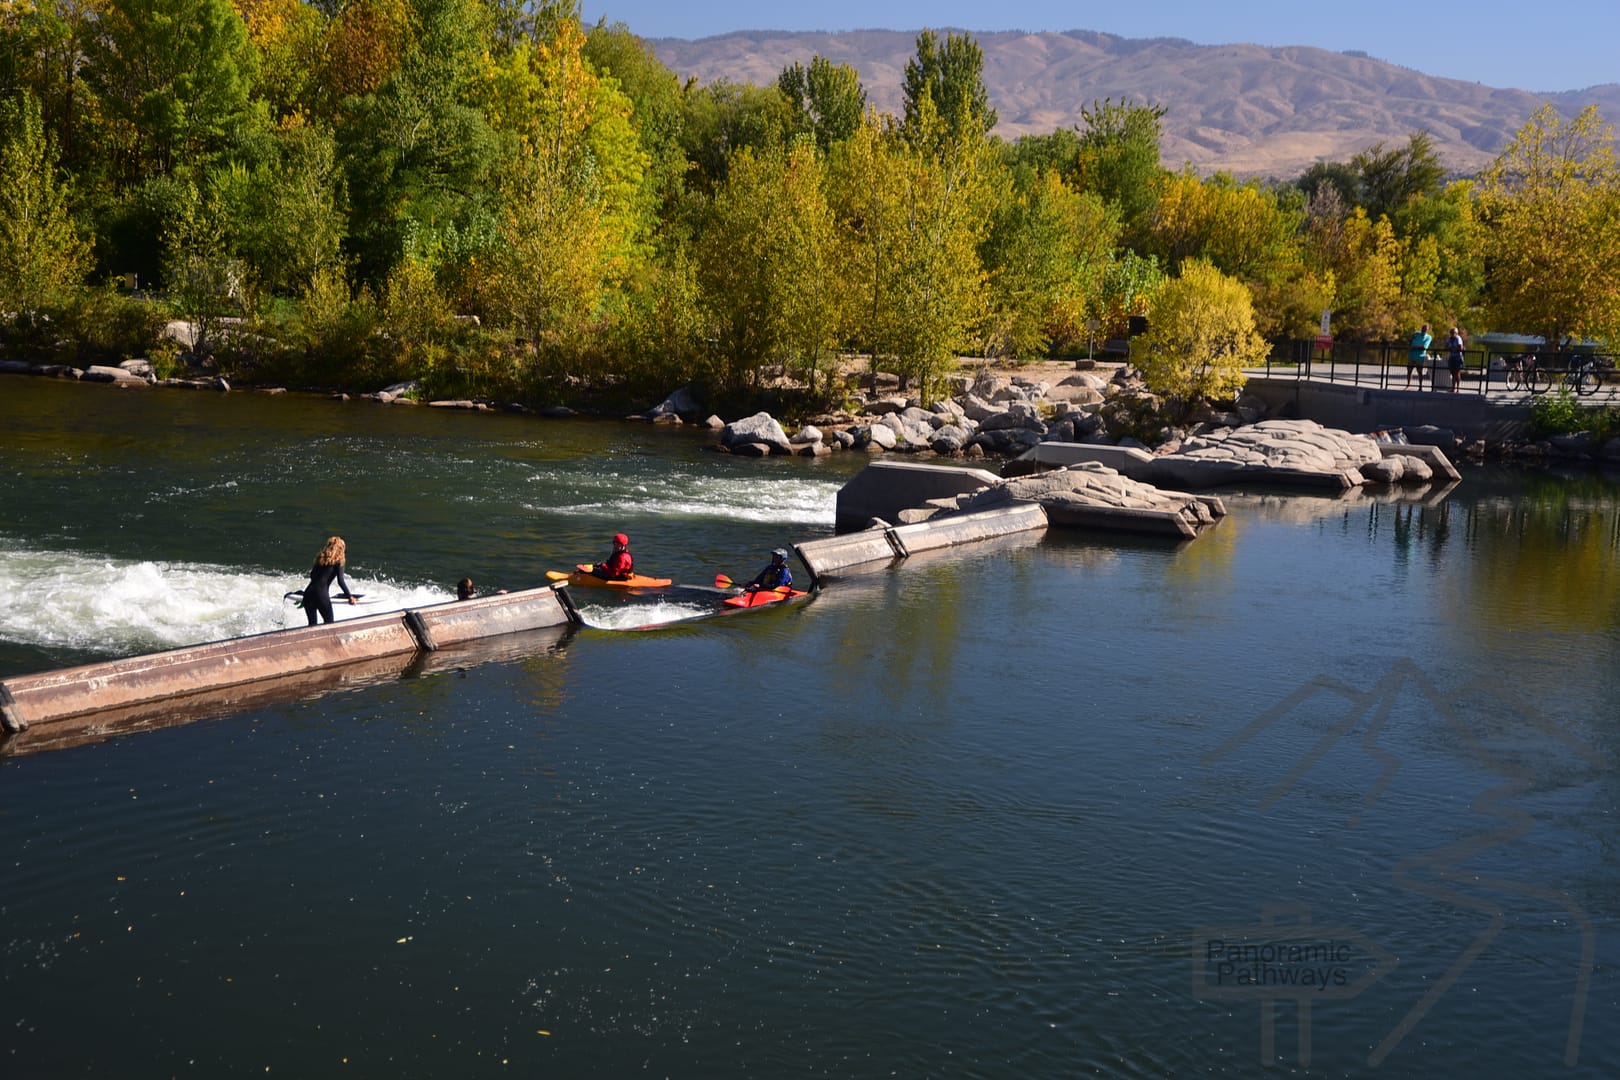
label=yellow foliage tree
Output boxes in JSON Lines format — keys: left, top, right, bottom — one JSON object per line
{"left": 1476, "top": 104, "right": 1620, "bottom": 345}
{"left": 1134, "top": 259, "right": 1268, "bottom": 407}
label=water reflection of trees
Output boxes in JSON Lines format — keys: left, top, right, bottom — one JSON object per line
{"left": 1369, "top": 480, "right": 1620, "bottom": 632}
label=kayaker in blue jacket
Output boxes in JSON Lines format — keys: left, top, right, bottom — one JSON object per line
{"left": 748, "top": 548, "right": 793, "bottom": 591}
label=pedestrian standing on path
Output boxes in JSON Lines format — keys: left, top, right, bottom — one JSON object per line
{"left": 1446, "top": 326, "right": 1465, "bottom": 393}
{"left": 1407, "top": 324, "right": 1432, "bottom": 389}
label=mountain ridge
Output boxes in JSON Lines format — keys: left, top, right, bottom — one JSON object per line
{"left": 642, "top": 28, "right": 1620, "bottom": 177}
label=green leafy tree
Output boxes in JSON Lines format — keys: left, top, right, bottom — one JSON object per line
{"left": 212, "top": 117, "right": 348, "bottom": 297}
{"left": 829, "top": 110, "right": 990, "bottom": 401}
{"left": 1475, "top": 104, "right": 1620, "bottom": 345}
{"left": 900, "top": 30, "right": 996, "bottom": 149}
{"left": 777, "top": 55, "right": 866, "bottom": 153}
{"left": 1295, "top": 159, "right": 1361, "bottom": 211}
{"left": 584, "top": 20, "right": 687, "bottom": 212}
{"left": 336, "top": 0, "right": 500, "bottom": 289}
{"left": 678, "top": 78, "right": 793, "bottom": 193}
{"left": 693, "top": 141, "right": 841, "bottom": 393}
{"left": 1352, "top": 131, "right": 1445, "bottom": 224}
{"left": 1134, "top": 259, "right": 1268, "bottom": 408}
{"left": 0, "top": 93, "right": 90, "bottom": 328}
{"left": 79, "top": 0, "right": 260, "bottom": 180}
{"left": 163, "top": 178, "right": 238, "bottom": 354}
{"left": 981, "top": 164, "right": 1118, "bottom": 359}
{"left": 1073, "top": 98, "right": 1166, "bottom": 242}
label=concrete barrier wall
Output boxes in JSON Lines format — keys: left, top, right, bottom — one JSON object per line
{"left": 2, "top": 622, "right": 576, "bottom": 758}
{"left": 1, "top": 613, "right": 421, "bottom": 731}
{"left": 1244, "top": 377, "right": 1531, "bottom": 440}
{"left": 890, "top": 504, "right": 1049, "bottom": 554}
{"left": 410, "top": 586, "right": 573, "bottom": 649}
{"left": 800, "top": 504, "right": 1049, "bottom": 580}
{"left": 797, "top": 530, "right": 903, "bottom": 579}
{"left": 835, "top": 459, "right": 1003, "bottom": 532}
{"left": 0, "top": 586, "right": 576, "bottom": 736}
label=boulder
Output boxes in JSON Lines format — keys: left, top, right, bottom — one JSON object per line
{"left": 82, "top": 364, "right": 148, "bottom": 385}
{"left": 961, "top": 461, "right": 1224, "bottom": 538}
{"left": 930, "top": 425, "right": 971, "bottom": 454}
{"left": 1361, "top": 458, "right": 1405, "bottom": 484}
{"left": 721, "top": 412, "right": 792, "bottom": 454}
{"left": 648, "top": 384, "right": 702, "bottom": 420}
{"left": 790, "top": 424, "right": 824, "bottom": 445}
{"left": 1395, "top": 455, "right": 1434, "bottom": 483}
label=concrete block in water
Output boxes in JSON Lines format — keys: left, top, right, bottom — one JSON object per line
{"left": 835, "top": 460, "right": 1001, "bottom": 532}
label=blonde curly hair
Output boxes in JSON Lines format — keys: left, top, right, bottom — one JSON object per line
{"left": 314, "top": 536, "right": 346, "bottom": 567}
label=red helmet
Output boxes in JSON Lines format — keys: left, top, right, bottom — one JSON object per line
{"left": 613, "top": 533, "right": 629, "bottom": 547}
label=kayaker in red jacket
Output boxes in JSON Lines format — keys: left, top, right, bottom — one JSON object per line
{"left": 592, "top": 533, "right": 634, "bottom": 580}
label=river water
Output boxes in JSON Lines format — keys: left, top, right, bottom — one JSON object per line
{"left": 1, "top": 376, "right": 1616, "bottom": 1078}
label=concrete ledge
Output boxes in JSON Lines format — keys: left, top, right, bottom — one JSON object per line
{"left": 0, "top": 586, "right": 578, "bottom": 740}
{"left": 891, "top": 504, "right": 1049, "bottom": 554}
{"left": 798, "top": 529, "right": 904, "bottom": 579}
{"left": 835, "top": 459, "right": 1001, "bottom": 532}
{"left": 409, "top": 586, "right": 573, "bottom": 648}
{"left": 1015, "top": 442, "right": 1157, "bottom": 481}
{"left": 1, "top": 623, "right": 575, "bottom": 758}
{"left": 0, "top": 612, "right": 421, "bottom": 730}
{"left": 1042, "top": 503, "right": 1197, "bottom": 538}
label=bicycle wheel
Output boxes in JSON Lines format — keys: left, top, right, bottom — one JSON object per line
{"left": 1507, "top": 366, "right": 1525, "bottom": 392}
{"left": 1529, "top": 367, "right": 1552, "bottom": 394}
{"left": 1577, "top": 369, "right": 1601, "bottom": 396}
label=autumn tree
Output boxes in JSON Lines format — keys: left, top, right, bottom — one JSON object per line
{"left": 693, "top": 141, "right": 840, "bottom": 392}
{"left": 980, "top": 164, "right": 1117, "bottom": 359}
{"left": 829, "top": 107, "right": 990, "bottom": 401}
{"left": 1475, "top": 104, "right": 1620, "bottom": 346}
{"left": 0, "top": 92, "right": 90, "bottom": 330}
{"left": 1134, "top": 259, "right": 1268, "bottom": 408}
{"left": 1148, "top": 171, "right": 1301, "bottom": 279}
{"left": 476, "top": 15, "right": 646, "bottom": 359}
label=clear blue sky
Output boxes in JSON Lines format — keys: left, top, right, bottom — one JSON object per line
{"left": 577, "top": 1, "right": 1619, "bottom": 93}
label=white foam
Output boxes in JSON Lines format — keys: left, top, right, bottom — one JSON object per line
{"left": 528, "top": 469, "right": 841, "bottom": 525}
{"left": 0, "top": 546, "right": 448, "bottom": 657}
{"left": 574, "top": 599, "right": 719, "bottom": 630}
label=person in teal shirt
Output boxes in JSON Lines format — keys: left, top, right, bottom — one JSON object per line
{"left": 1406, "top": 323, "right": 1432, "bottom": 388}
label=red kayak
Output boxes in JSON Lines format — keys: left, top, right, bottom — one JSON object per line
{"left": 722, "top": 587, "right": 809, "bottom": 609}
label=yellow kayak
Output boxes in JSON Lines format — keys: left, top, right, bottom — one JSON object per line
{"left": 546, "top": 565, "right": 673, "bottom": 589}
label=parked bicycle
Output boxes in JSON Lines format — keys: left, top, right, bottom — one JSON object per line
{"left": 1562, "top": 356, "right": 1603, "bottom": 397}
{"left": 1506, "top": 352, "right": 1550, "bottom": 394}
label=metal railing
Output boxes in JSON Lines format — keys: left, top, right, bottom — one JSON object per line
{"left": 1259, "top": 340, "right": 1615, "bottom": 397}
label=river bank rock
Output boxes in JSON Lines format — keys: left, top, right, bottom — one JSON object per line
{"left": 1152, "top": 419, "right": 1384, "bottom": 489}
{"left": 720, "top": 412, "right": 792, "bottom": 454}
{"left": 957, "top": 462, "right": 1224, "bottom": 538}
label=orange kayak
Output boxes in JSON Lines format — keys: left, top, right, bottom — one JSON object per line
{"left": 546, "top": 565, "right": 673, "bottom": 589}
{"left": 722, "top": 587, "right": 809, "bottom": 608}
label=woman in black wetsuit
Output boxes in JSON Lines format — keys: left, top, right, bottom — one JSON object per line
{"left": 302, "top": 535, "right": 357, "bottom": 625}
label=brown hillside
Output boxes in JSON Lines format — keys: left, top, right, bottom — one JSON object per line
{"left": 645, "top": 28, "right": 1620, "bottom": 178}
